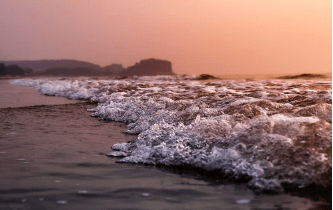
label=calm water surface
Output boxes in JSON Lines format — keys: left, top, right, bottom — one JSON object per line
{"left": 0, "top": 80, "right": 78, "bottom": 108}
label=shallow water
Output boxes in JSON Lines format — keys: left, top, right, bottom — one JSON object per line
{"left": 0, "top": 80, "right": 78, "bottom": 108}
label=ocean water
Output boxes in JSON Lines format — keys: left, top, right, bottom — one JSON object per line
{"left": 2, "top": 76, "right": 331, "bottom": 209}
{"left": 0, "top": 80, "right": 79, "bottom": 108}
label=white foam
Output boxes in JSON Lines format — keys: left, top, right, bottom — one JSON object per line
{"left": 12, "top": 76, "right": 332, "bottom": 193}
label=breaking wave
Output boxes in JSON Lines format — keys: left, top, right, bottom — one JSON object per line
{"left": 11, "top": 76, "right": 332, "bottom": 194}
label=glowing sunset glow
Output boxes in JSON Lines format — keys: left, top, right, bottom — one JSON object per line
{"left": 0, "top": 0, "right": 331, "bottom": 75}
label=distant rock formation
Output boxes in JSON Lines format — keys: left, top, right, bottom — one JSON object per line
{"left": 0, "top": 58, "right": 174, "bottom": 77}
{"left": 0, "top": 59, "right": 101, "bottom": 73}
{"left": 196, "top": 74, "right": 218, "bottom": 80}
{"left": 277, "top": 73, "right": 327, "bottom": 79}
{"left": 0, "top": 63, "right": 33, "bottom": 76}
{"left": 121, "top": 58, "right": 174, "bottom": 76}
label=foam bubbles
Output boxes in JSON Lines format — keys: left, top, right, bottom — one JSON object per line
{"left": 11, "top": 76, "right": 332, "bottom": 193}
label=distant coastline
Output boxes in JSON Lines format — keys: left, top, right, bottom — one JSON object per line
{"left": 1, "top": 59, "right": 331, "bottom": 80}
{"left": 276, "top": 73, "right": 329, "bottom": 79}
{"left": 214, "top": 72, "right": 332, "bottom": 81}
{"left": 0, "top": 58, "right": 174, "bottom": 77}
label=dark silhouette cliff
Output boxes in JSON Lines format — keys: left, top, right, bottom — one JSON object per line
{"left": 121, "top": 58, "right": 174, "bottom": 76}
{"left": 1, "top": 58, "right": 174, "bottom": 77}
{"left": 0, "top": 63, "right": 33, "bottom": 76}
{"left": 0, "top": 59, "right": 101, "bottom": 73}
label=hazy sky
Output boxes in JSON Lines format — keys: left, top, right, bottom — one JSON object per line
{"left": 0, "top": 0, "right": 331, "bottom": 75}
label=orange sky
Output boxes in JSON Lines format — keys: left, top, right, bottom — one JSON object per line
{"left": 0, "top": 0, "right": 331, "bottom": 75}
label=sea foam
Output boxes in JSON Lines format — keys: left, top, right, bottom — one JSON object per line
{"left": 11, "top": 76, "right": 332, "bottom": 193}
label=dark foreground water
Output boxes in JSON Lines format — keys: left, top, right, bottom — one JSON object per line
{"left": 0, "top": 81, "right": 330, "bottom": 210}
